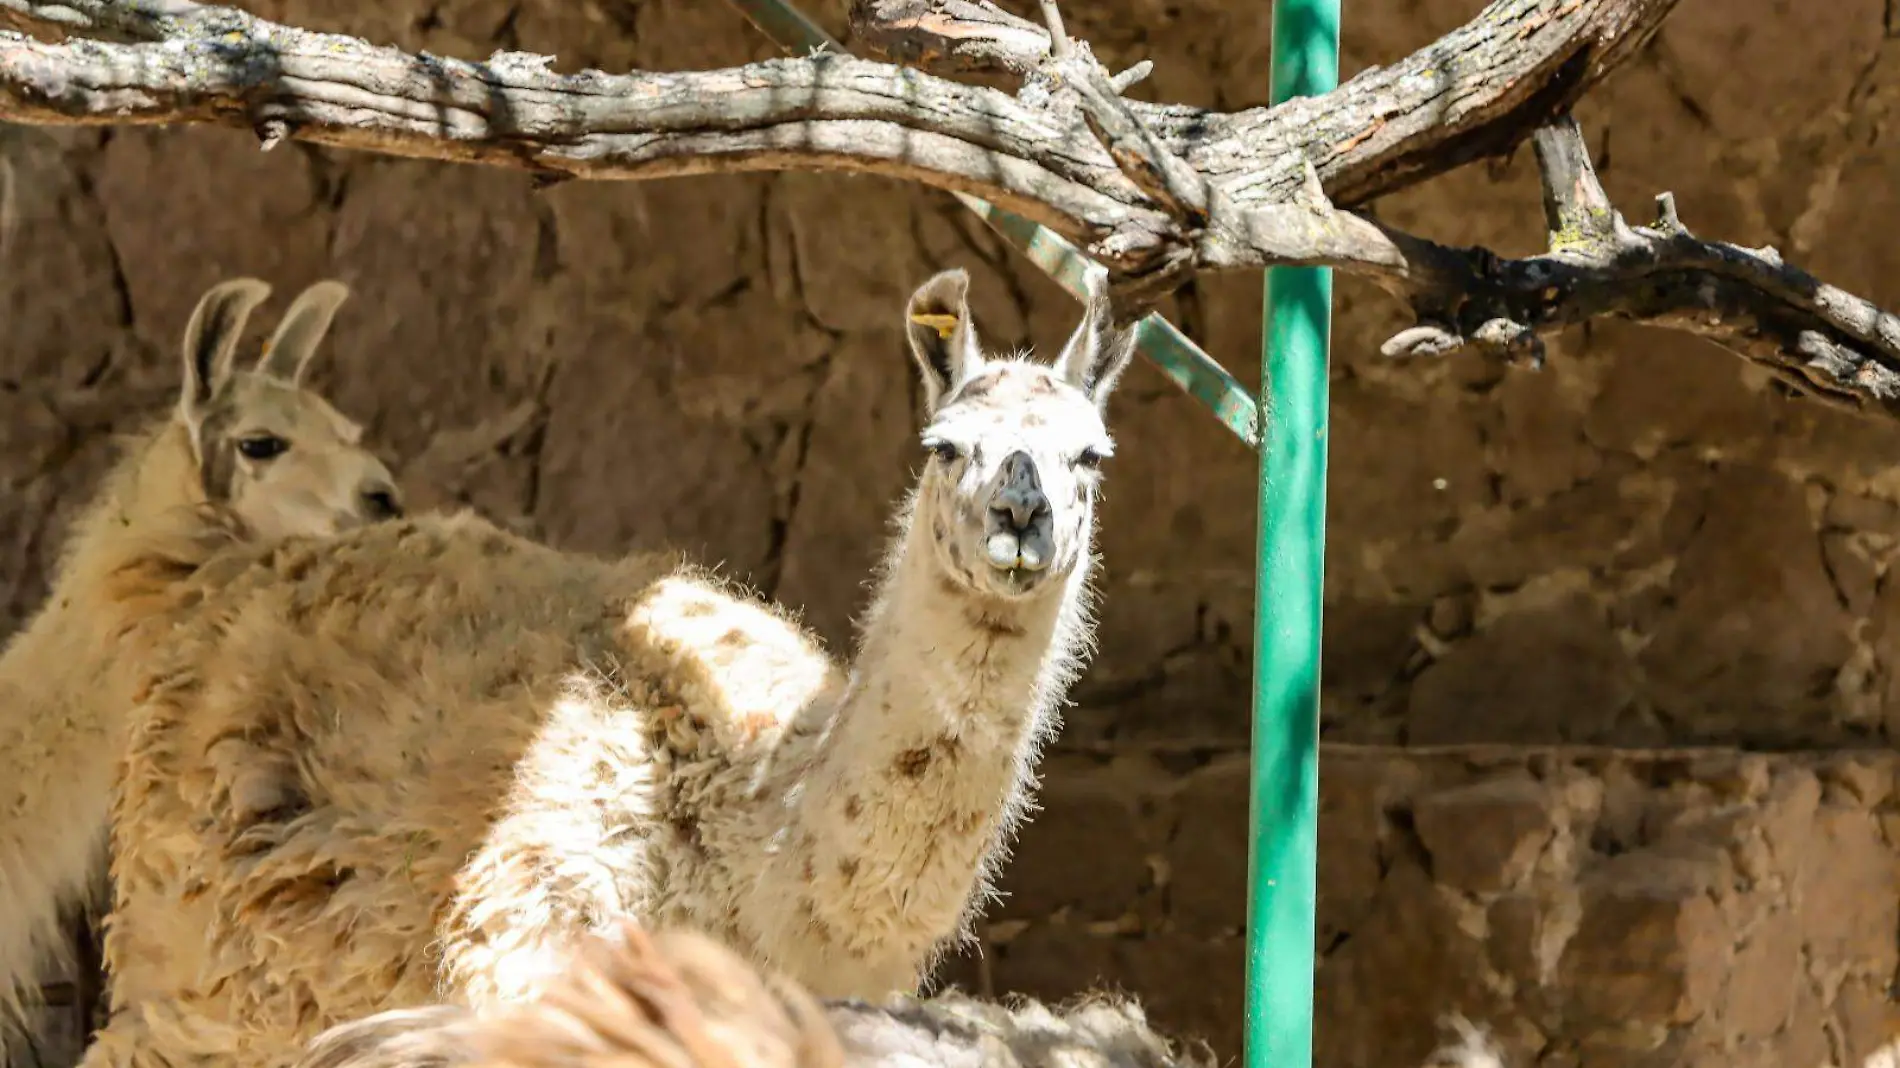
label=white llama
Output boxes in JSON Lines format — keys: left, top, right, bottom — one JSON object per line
{"left": 82, "top": 267, "right": 1139, "bottom": 1068}
{"left": 0, "top": 277, "right": 404, "bottom": 1062}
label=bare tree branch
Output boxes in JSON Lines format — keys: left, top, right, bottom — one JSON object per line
{"left": 1362, "top": 119, "right": 1900, "bottom": 419}
{"left": 1, "top": 0, "right": 1678, "bottom": 213}
{"left": 0, "top": 20, "right": 1183, "bottom": 262}
{"left": 6, "top": 0, "right": 1900, "bottom": 423}
{"left": 1032, "top": 0, "right": 1069, "bottom": 60}
{"left": 0, "top": 0, "right": 1498, "bottom": 281}
{"left": 847, "top": 0, "right": 1679, "bottom": 210}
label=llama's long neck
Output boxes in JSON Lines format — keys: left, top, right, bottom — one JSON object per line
{"left": 747, "top": 488, "right": 1094, "bottom": 998}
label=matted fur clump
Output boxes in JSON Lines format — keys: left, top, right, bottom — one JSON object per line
{"left": 297, "top": 920, "right": 1214, "bottom": 1068}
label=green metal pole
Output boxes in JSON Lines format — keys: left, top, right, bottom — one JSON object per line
{"left": 1247, "top": 0, "right": 1338, "bottom": 1066}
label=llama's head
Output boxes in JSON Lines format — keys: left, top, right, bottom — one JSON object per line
{"left": 904, "top": 268, "right": 1136, "bottom": 600}
{"left": 174, "top": 278, "right": 404, "bottom": 540}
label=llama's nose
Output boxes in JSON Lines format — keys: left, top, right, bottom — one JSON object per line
{"left": 991, "top": 495, "right": 1045, "bottom": 531}
{"left": 360, "top": 483, "right": 404, "bottom": 520}
{"left": 990, "top": 450, "right": 1046, "bottom": 531}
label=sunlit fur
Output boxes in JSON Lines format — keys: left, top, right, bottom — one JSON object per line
{"left": 293, "top": 918, "right": 1509, "bottom": 1068}
{"left": 294, "top": 918, "right": 1201, "bottom": 1068}
{"left": 0, "top": 279, "right": 402, "bottom": 1062}
{"left": 79, "top": 268, "right": 1137, "bottom": 1068}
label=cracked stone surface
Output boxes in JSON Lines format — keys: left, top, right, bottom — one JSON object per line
{"left": 938, "top": 748, "right": 1900, "bottom": 1067}
{"left": 7, "top": 0, "right": 1900, "bottom": 1064}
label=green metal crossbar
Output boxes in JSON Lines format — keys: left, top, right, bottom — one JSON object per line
{"left": 724, "top": 1, "right": 1260, "bottom": 449}
{"left": 721, "top": 5, "right": 1335, "bottom": 1068}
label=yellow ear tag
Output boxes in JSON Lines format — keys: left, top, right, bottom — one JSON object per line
{"left": 909, "top": 313, "right": 960, "bottom": 340}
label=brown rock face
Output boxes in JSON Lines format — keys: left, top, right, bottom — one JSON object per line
{"left": 1413, "top": 778, "right": 1556, "bottom": 894}
{"left": 1407, "top": 598, "right": 1639, "bottom": 746}
{"left": 942, "top": 750, "right": 1900, "bottom": 1067}
{"left": 10, "top": 0, "right": 1900, "bottom": 1065}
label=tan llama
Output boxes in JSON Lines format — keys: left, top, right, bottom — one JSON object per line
{"left": 81, "top": 267, "right": 1139, "bottom": 1068}
{"left": 0, "top": 278, "right": 404, "bottom": 1063}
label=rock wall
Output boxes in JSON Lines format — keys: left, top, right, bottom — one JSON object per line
{"left": 4, "top": 0, "right": 1899, "bottom": 1064}
{"left": 938, "top": 748, "right": 1900, "bottom": 1068}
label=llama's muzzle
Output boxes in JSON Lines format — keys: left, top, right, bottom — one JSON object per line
{"left": 985, "top": 450, "right": 1052, "bottom": 574}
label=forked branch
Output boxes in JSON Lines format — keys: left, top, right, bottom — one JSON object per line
{"left": 5, "top": 0, "right": 1900, "bottom": 421}
{"left": 1007, "top": 0, "right": 1900, "bottom": 419}
{"left": 1362, "top": 119, "right": 1900, "bottom": 418}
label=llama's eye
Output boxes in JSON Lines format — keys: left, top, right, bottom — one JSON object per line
{"left": 236, "top": 435, "right": 289, "bottom": 461}
{"left": 1075, "top": 446, "right": 1107, "bottom": 470}
{"left": 923, "top": 439, "right": 961, "bottom": 465}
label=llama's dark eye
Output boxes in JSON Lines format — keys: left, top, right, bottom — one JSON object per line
{"left": 924, "top": 439, "right": 961, "bottom": 465}
{"left": 1075, "top": 446, "right": 1107, "bottom": 470}
{"left": 236, "top": 435, "right": 289, "bottom": 461}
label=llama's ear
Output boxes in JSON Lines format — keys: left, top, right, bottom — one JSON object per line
{"left": 258, "top": 280, "right": 350, "bottom": 384}
{"left": 179, "top": 278, "right": 272, "bottom": 421}
{"left": 905, "top": 268, "right": 986, "bottom": 413}
{"left": 1054, "top": 279, "right": 1138, "bottom": 410}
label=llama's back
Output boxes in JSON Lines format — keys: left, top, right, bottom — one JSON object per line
{"left": 100, "top": 510, "right": 839, "bottom": 1068}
